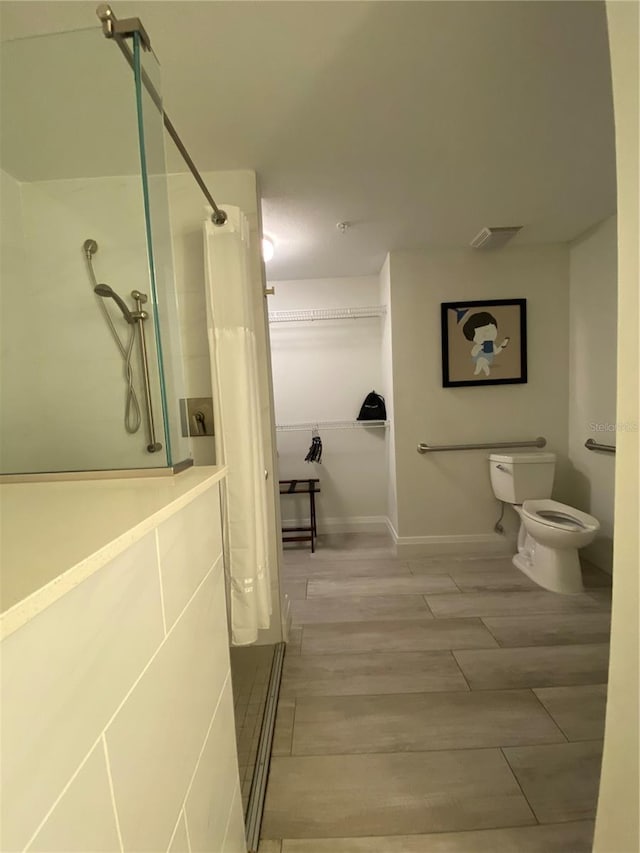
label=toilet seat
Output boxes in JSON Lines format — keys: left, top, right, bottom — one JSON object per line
{"left": 521, "top": 499, "right": 598, "bottom": 533}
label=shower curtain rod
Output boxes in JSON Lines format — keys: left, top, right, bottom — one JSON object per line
{"left": 96, "top": 4, "right": 227, "bottom": 226}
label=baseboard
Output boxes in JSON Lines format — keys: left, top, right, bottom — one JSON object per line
{"left": 394, "top": 532, "right": 516, "bottom": 558}
{"left": 282, "top": 516, "right": 391, "bottom": 535}
{"left": 281, "top": 514, "right": 516, "bottom": 556}
{"left": 386, "top": 517, "right": 400, "bottom": 542}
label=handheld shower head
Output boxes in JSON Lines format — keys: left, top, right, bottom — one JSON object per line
{"left": 94, "top": 283, "right": 135, "bottom": 324}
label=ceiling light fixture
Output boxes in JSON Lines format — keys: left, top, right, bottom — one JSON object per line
{"left": 470, "top": 226, "right": 523, "bottom": 250}
{"left": 262, "top": 236, "right": 275, "bottom": 262}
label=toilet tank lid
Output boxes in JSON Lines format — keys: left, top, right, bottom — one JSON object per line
{"left": 489, "top": 452, "right": 556, "bottom": 464}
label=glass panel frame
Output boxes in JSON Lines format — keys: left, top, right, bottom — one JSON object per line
{"left": 133, "top": 33, "right": 192, "bottom": 469}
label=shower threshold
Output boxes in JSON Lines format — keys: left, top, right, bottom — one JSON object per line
{"left": 0, "top": 458, "right": 193, "bottom": 484}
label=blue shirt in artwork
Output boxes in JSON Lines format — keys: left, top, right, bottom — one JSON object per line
{"left": 473, "top": 341, "right": 496, "bottom": 363}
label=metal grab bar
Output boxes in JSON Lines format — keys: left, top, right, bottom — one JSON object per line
{"left": 417, "top": 437, "right": 547, "bottom": 454}
{"left": 585, "top": 439, "right": 616, "bottom": 454}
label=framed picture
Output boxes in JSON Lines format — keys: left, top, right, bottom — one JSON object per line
{"left": 441, "top": 298, "right": 527, "bottom": 387}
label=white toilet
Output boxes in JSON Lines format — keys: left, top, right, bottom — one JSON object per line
{"left": 489, "top": 452, "right": 600, "bottom": 594}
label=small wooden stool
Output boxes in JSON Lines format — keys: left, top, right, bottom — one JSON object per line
{"left": 279, "top": 478, "right": 320, "bottom": 553}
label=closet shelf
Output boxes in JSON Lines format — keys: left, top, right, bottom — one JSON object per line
{"left": 276, "top": 420, "right": 389, "bottom": 432}
{"left": 268, "top": 306, "right": 386, "bottom": 323}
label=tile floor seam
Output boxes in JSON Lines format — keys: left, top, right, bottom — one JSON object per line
{"left": 499, "top": 740, "right": 605, "bottom": 827}
{"left": 453, "top": 640, "right": 609, "bottom": 653}
{"left": 274, "top": 818, "right": 595, "bottom": 844}
{"left": 479, "top": 616, "right": 505, "bottom": 646}
{"left": 443, "top": 680, "right": 607, "bottom": 693}
{"left": 289, "top": 696, "right": 298, "bottom": 758}
{"left": 276, "top": 740, "right": 572, "bottom": 759}
{"left": 427, "top": 606, "right": 603, "bottom": 619}
{"left": 528, "top": 688, "right": 571, "bottom": 743}
{"left": 446, "top": 649, "right": 474, "bottom": 691}
{"left": 446, "top": 574, "right": 465, "bottom": 593}
{"left": 289, "top": 683, "right": 527, "bottom": 703}
{"left": 498, "top": 746, "right": 541, "bottom": 826}
{"left": 421, "top": 595, "right": 436, "bottom": 617}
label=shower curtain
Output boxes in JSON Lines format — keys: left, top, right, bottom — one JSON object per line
{"left": 203, "top": 206, "right": 272, "bottom": 645}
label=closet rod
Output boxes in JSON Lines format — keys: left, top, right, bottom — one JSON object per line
{"left": 276, "top": 420, "right": 388, "bottom": 432}
{"left": 269, "top": 306, "right": 386, "bottom": 323}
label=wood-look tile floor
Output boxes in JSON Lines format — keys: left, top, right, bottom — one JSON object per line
{"left": 260, "top": 534, "right": 611, "bottom": 852}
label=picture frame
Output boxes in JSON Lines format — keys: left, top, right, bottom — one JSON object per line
{"left": 441, "top": 298, "right": 527, "bottom": 387}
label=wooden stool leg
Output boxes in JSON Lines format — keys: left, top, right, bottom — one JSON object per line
{"left": 310, "top": 488, "right": 317, "bottom": 553}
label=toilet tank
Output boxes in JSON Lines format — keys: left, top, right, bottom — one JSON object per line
{"left": 489, "top": 452, "right": 556, "bottom": 503}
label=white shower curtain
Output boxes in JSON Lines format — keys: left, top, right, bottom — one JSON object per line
{"left": 203, "top": 206, "right": 272, "bottom": 645}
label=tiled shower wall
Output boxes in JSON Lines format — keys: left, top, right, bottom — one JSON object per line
{"left": 1, "top": 484, "right": 246, "bottom": 853}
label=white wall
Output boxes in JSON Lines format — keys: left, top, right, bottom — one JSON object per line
{"left": 167, "top": 170, "right": 264, "bottom": 466}
{"left": 593, "top": 3, "right": 639, "bottom": 850}
{"left": 167, "top": 169, "right": 284, "bottom": 644}
{"left": 568, "top": 216, "right": 617, "bottom": 571}
{"left": 0, "top": 174, "right": 190, "bottom": 473}
{"left": 1, "top": 484, "right": 246, "bottom": 853}
{"left": 387, "top": 246, "right": 571, "bottom": 554}
{"left": 268, "top": 276, "right": 387, "bottom": 532}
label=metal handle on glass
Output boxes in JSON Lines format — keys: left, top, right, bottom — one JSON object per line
{"left": 132, "top": 291, "right": 162, "bottom": 453}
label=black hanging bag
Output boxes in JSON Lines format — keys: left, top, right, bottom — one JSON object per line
{"left": 357, "top": 390, "right": 386, "bottom": 421}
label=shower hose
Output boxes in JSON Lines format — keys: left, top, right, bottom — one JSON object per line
{"left": 84, "top": 252, "right": 142, "bottom": 435}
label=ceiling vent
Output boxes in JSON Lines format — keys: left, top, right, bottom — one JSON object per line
{"left": 470, "top": 226, "right": 523, "bottom": 250}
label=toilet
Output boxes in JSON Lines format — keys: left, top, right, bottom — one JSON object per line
{"left": 489, "top": 452, "right": 600, "bottom": 594}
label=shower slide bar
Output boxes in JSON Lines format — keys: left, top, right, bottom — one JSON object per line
{"left": 96, "top": 4, "right": 227, "bottom": 227}
{"left": 417, "top": 436, "right": 547, "bottom": 454}
{"left": 132, "top": 291, "right": 163, "bottom": 453}
{"left": 585, "top": 439, "right": 616, "bottom": 454}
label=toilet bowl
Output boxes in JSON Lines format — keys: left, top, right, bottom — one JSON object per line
{"left": 488, "top": 453, "right": 600, "bottom": 595}
{"left": 514, "top": 499, "right": 599, "bottom": 594}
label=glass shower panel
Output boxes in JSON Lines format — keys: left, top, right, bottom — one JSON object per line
{"left": 0, "top": 27, "right": 169, "bottom": 474}
{"left": 133, "top": 34, "right": 192, "bottom": 468}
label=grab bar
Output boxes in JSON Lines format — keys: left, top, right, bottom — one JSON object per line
{"left": 417, "top": 436, "right": 546, "bottom": 454}
{"left": 585, "top": 439, "right": 616, "bottom": 454}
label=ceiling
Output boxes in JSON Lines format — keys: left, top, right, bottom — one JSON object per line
{"left": 0, "top": 1, "right": 616, "bottom": 280}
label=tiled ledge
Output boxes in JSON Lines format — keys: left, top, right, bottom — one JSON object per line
{"left": 0, "top": 465, "right": 226, "bottom": 639}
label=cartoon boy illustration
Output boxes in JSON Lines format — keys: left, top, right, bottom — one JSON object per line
{"left": 462, "top": 311, "right": 510, "bottom": 376}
